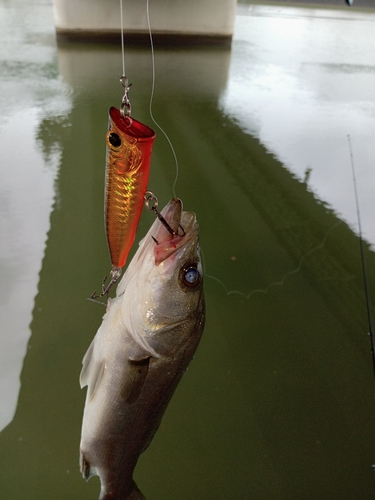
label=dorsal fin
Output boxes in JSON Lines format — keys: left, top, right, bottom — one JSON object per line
{"left": 79, "top": 340, "right": 94, "bottom": 388}
{"left": 79, "top": 338, "right": 106, "bottom": 400}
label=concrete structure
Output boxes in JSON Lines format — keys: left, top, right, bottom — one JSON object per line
{"left": 53, "top": 0, "right": 237, "bottom": 45}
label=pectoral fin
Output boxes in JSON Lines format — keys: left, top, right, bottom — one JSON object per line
{"left": 121, "top": 357, "right": 150, "bottom": 404}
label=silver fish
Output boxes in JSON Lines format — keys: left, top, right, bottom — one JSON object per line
{"left": 79, "top": 198, "right": 205, "bottom": 500}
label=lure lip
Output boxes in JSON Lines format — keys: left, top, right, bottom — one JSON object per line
{"left": 109, "top": 107, "right": 156, "bottom": 140}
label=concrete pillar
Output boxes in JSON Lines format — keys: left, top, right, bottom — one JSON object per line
{"left": 53, "top": 0, "right": 237, "bottom": 45}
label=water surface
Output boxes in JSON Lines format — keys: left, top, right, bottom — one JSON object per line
{"left": 1, "top": 1, "right": 375, "bottom": 499}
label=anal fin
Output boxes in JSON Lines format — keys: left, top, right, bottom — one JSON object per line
{"left": 80, "top": 452, "right": 97, "bottom": 481}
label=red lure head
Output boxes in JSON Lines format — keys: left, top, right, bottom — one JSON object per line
{"left": 105, "top": 107, "right": 156, "bottom": 269}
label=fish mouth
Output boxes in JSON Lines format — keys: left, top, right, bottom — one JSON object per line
{"left": 152, "top": 198, "right": 199, "bottom": 265}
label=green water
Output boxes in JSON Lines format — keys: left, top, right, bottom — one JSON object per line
{"left": 1, "top": 1, "right": 375, "bottom": 499}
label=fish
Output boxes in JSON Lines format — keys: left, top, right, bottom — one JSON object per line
{"left": 79, "top": 198, "right": 205, "bottom": 500}
{"left": 105, "top": 106, "right": 156, "bottom": 270}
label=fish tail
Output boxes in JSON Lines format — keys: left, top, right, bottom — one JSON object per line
{"left": 100, "top": 480, "right": 146, "bottom": 500}
{"left": 125, "top": 481, "right": 146, "bottom": 500}
{"left": 80, "top": 450, "right": 145, "bottom": 499}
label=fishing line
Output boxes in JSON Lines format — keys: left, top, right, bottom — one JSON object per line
{"left": 146, "top": 0, "right": 179, "bottom": 198}
{"left": 203, "top": 221, "right": 343, "bottom": 299}
{"left": 347, "top": 134, "right": 375, "bottom": 380}
{"left": 120, "top": 0, "right": 126, "bottom": 77}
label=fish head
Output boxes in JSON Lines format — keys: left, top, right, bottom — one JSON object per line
{"left": 118, "top": 198, "right": 205, "bottom": 356}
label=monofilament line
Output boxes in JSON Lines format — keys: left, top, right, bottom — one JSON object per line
{"left": 120, "top": 0, "right": 126, "bottom": 76}
{"left": 203, "top": 221, "right": 342, "bottom": 298}
{"left": 347, "top": 134, "right": 375, "bottom": 382}
{"left": 146, "top": 0, "right": 179, "bottom": 198}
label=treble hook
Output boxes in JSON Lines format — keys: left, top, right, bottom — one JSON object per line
{"left": 144, "top": 191, "right": 185, "bottom": 242}
{"left": 90, "top": 267, "right": 122, "bottom": 300}
{"left": 120, "top": 75, "right": 132, "bottom": 118}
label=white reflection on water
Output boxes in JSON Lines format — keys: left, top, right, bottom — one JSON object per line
{"left": 221, "top": 4, "right": 375, "bottom": 247}
{"left": 0, "top": 0, "right": 72, "bottom": 431}
{"left": 0, "top": 109, "right": 59, "bottom": 430}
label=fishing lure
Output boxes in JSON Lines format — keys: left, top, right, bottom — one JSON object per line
{"left": 106, "top": 106, "right": 155, "bottom": 268}
{"left": 92, "top": 80, "right": 156, "bottom": 299}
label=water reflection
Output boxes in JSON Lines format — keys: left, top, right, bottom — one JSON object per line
{"left": 1, "top": 1, "right": 375, "bottom": 499}
{"left": 0, "top": 0, "right": 72, "bottom": 431}
{"left": 222, "top": 3, "right": 375, "bottom": 247}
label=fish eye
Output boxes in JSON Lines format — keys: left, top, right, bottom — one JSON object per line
{"left": 107, "top": 132, "right": 122, "bottom": 149}
{"left": 181, "top": 265, "right": 201, "bottom": 289}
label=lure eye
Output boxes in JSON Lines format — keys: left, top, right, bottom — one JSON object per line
{"left": 181, "top": 265, "right": 201, "bottom": 289}
{"left": 108, "top": 132, "right": 122, "bottom": 149}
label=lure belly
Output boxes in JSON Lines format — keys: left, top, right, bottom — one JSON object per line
{"left": 105, "top": 106, "right": 156, "bottom": 270}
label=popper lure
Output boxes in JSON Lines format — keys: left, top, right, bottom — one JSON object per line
{"left": 106, "top": 106, "right": 155, "bottom": 269}
{"left": 92, "top": 79, "right": 156, "bottom": 299}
